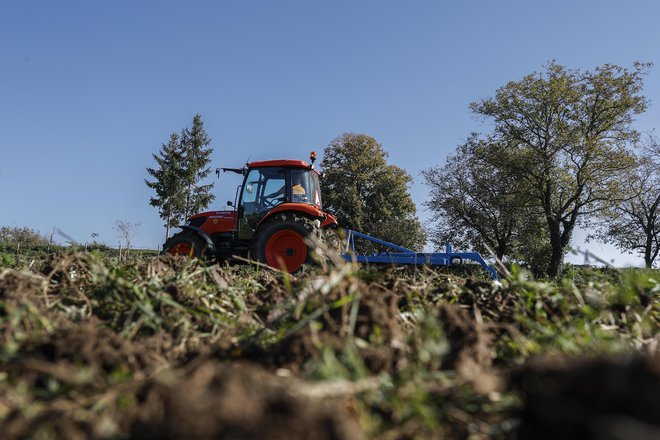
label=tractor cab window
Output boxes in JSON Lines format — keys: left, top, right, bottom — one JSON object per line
{"left": 310, "top": 171, "right": 322, "bottom": 207}
{"left": 240, "top": 168, "right": 286, "bottom": 214}
{"left": 240, "top": 168, "right": 322, "bottom": 211}
{"left": 238, "top": 168, "right": 286, "bottom": 239}
{"left": 259, "top": 168, "right": 286, "bottom": 209}
{"left": 288, "top": 169, "right": 322, "bottom": 207}
{"left": 289, "top": 169, "right": 309, "bottom": 203}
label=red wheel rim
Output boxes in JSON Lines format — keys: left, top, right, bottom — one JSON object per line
{"left": 170, "top": 242, "right": 192, "bottom": 256}
{"left": 265, "top": 230, "right": 307, "bottom": 272}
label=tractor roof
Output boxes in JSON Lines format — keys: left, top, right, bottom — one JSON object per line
{"left": 247, "top": 159, "right": 311, "bottom": 169}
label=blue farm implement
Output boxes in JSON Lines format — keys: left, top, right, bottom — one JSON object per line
{"left": 339, "top": 229, "right": 498, "bottom": 280}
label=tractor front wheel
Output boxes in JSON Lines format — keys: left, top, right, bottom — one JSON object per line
{"left": 253, "top": 220, "right": 312, "bottom": 272}
{"left": 163, "top": 231, "right": 207, "bottom": 259}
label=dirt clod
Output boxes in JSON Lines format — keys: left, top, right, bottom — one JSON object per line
{"left": 512, "top": 354, "right": 660, "bottom": 440}
{"left": 131, "top": 362, "right": 365, "bottom": 440}
{"left": 229, "top": 282, "right": 405, "bottom": 374}
{"left": 436, "top": 303, "right": 500, "bottom": 393}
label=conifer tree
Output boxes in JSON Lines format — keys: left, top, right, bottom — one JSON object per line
{"left": 145, "top": 133, "right": 185, "bottom": 240}
{"left": 146, "top": 115, "right": 215, "bottom": 240}
{"left": 179, "top": 114, "right": 215, "bottom": 219}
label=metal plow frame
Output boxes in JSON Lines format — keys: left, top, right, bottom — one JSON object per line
{"left": 340, "top": 229, "right": 499, "bottom": 280}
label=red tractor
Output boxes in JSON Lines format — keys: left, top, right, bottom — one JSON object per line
{"left": 163, "top": 152, "right": 338, "bottom": 272}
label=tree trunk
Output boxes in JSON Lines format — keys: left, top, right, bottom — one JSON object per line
{"left": 185, "top": 182, "right": 192, "bottom": 220}
{"left": 546, "top": 220, "right": 565, "bottom": 279}
{"left": 165, "top": 209, "right": 171, "bottom": 241}
{"left": 496, "top": 239, "right": 507, "bottom": 261}
{"left": 645, "top": 235, "right": 652, "bottom": 269}
{"left": 547, "top": 241, "right": 564, "bottom": 278}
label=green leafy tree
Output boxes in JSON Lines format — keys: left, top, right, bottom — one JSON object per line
{"left": 423, "top": 134, "right": 551, "bottom": 274}
{"left": 320, "top": 133, "right": 426, "bottom": 251}
{"left": 592, "top": 135, "right": 660, "bottom": 268}
{"left": 471, "top": 62, "right": 649, "bottom": 277}
{"left": 180, "top": 114, "right": 215, "bottom": 219}
{"left": 145, "top": 133, "right": 186, "bottom": 240}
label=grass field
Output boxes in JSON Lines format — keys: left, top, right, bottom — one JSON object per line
{"left": 0, "top": 249, "right": 658, "bottom": 439}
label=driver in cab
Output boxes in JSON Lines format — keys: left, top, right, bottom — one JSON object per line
{"left": 264, "top": 177, "right": 306, "bottom": 204}
{"left": 291, "top": 178, "right": 306, "bottom": 201}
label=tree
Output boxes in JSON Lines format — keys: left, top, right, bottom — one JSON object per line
{"left": 592, "top": 134, "right": 660, "bottom": 268}
{"left": 145, "top": 133, "right": 186, "bottom": 240}
{"left": 180, "top": 114, "right": 215, "bottom": 219}
{"left": 146, "top": 114, "right": 215, "bottom": 239}
{"left": 423, "top": 134, "right": 551, "bottom": 274}
{"left": 320, "top": 133, "right": 426, "bottom": 251}
{"left": 113, "top": 219, "right": 140, "bottom": 254}
{"left": 471, "top": 62, "right": 649, "bottom": 277}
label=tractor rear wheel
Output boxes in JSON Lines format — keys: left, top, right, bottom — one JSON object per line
{"left": 252, "top": 220, "right": 312, "bottom": 272}
{"left": 163, "top": 231, "right": 207, "bottom": 258}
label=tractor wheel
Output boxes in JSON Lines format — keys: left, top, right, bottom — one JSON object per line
{"left": 252, "top": 220, "right": 312, "bottom": 273}
{"left": 163, "top": 231, "right": 207, "bottom": 259}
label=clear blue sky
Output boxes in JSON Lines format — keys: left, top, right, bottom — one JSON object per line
{"left": 1, "top": 0, "right": 659, "bottom": 266}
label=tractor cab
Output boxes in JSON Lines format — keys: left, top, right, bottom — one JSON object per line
{"left": 237, "top": 160, "right": 323, "bottom": 240}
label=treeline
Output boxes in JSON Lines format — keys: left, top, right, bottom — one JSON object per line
{"left": 140, "top": 62, "right": 657, "bottom": 277}
{"left": 6, "top": 62, "right": 659, "bottom": 278}
{"left": 0, "top": 227, "right": 160, "bottom": 269}
{"left": 0, "top": 227, "right": 64, "bottom": 266}
{"left": 0, "top": 226, "right": 53, "bottom": 248}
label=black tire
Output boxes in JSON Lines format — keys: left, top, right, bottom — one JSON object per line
{"left": 163, "top": 230, "right": 207, "bottom": 259}
{"left": 251, "top": 220, "right": 313, "bottom": 272}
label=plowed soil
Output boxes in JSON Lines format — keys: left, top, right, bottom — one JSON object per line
{"left": 1, "top": 257, "right": 658, "bottom": 439}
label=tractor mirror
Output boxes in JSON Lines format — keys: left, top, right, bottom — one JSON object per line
{"left": 227, "top": 201, "right": 233, "bottom": 207}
